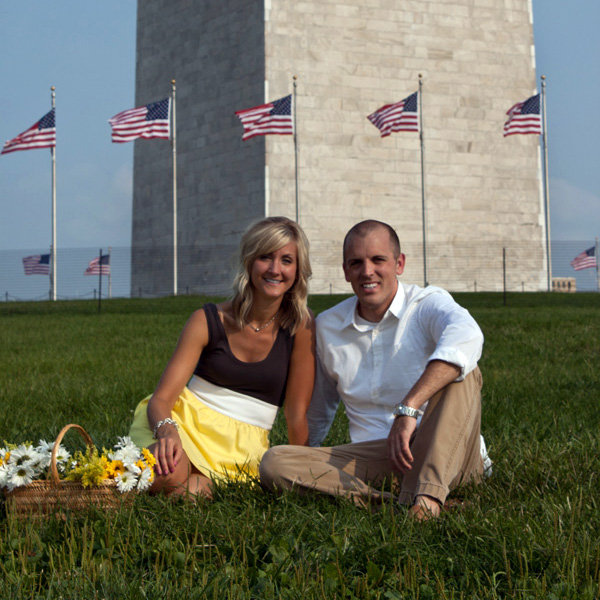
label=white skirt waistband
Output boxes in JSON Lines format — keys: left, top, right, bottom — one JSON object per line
{"left": 187, "top": 375, "right": 278, "bottom": 430}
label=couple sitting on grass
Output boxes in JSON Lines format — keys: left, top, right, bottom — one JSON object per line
{"left": 129, "top": 217, "right": 490, "bottom": 520}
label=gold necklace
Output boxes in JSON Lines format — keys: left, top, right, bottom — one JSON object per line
{"left": 249, "top": 311, "right": 278, "bottom": 333}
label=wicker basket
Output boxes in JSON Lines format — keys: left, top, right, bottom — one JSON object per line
{"left": 4, "top": 424, "right": 133, "bottom": 518}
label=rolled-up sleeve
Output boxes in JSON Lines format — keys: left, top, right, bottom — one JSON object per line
{"left": 422, "top": 293, "right": 483, "bottom": 380}
{"left": 307, "top": 353, "right": 341, "bottom": 446}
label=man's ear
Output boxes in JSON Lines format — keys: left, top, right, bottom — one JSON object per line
{"left": 396, "top": 253, "right": 406, "bottom": 276}
{"left": 343, "top": 261, "right": 350, "bottom": 282}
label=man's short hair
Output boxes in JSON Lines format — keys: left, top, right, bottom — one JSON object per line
{"left": 343, "top": 220, "right": 401, "bottom": 261}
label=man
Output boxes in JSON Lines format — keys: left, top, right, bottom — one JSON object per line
{"left": 260, "top": 220, "right": 490, "bottom": 519}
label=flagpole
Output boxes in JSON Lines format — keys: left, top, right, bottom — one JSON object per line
{"left": 50, "top": 86, "right": 57, "bottom": 301}
{"left": 108, "top": 246, "right": 112, "bottom": 298}
{"left": 541, "top": 75, "right": 552, "bottom": 292}
{"left": 293, "top": 76, "right": 299, "bottom": 223}
{"left": 596, "top": 237, "right": 600, "bottom": 292}
{"left": 171, "top": 79, "right": 178, "bottom": 296}
{"left": 418, "top": 74, "right": 428, "bottom": 287}
{"left": 98, "top": 248, "right": 103, "bottom": 313}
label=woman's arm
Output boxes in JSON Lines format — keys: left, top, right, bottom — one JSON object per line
{"left": 147, "top": 309, "right": 209, "bottom": 475}
{"left": 282, "top": 312, "right": 316, "bottom": 445}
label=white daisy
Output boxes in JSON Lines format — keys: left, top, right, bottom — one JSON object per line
{"left": 114, "top": 436, "right": 136, "bottom": 450}
{"left": 54, "top": 445, "right": 71, "bottom": 473}
{"left": 110, "top": 446, "right": 141, "bottom": 466}
{"left": 7, "top": 464, "right": 35, "bottom": 491}
{"left": 36, "top": 439, "right": 53, "bottom": 453}
{"left": 136, "top": 467, "right": 153, "bottom": 491}
{"left": 115, "top": 470, "right": 138, "bottom": 493}
{"left": 27, "top": 455, "right": 47, "bottom": 478}
{"left": 34, "top": 440, "right": 53, "bottom": 470}
{"left": 10, "top": 444, "right": 40, "bottom": 467}
{"left": 125, "top": 462, "right": 142, "bottom": 475}
{"left": 54, "top": 444, "right": 71, "bottom": 464}
{"left": 0, "top": 463, "right": 12, "bottom": 488}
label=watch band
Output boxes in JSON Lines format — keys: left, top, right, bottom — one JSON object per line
{"left": 393, "top": 404, "right": 424, "bottom": 419}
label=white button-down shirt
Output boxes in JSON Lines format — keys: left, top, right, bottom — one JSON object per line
{"left": 307, "top": 282, "right": 484, "bottom": 445}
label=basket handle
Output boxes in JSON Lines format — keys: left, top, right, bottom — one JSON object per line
{"left": 50, "top": 423, "right": 95, "bottom": 485}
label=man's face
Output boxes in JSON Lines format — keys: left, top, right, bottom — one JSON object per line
{"left": 343, "top": 227, "right": 405, "bottom": 322}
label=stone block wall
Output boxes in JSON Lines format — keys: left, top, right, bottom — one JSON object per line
{"left": 132, "top": 0, "right": 266, "bottom": 296}
{"left": 133, "top": 0, "right": 544, "bottom": 295}
{"left": 265, "top": 0, "right": 544, "bottom": 292}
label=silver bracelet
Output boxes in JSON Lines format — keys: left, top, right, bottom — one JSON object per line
{"left": 153, "top": 417, "right": 179, "bottom": 439}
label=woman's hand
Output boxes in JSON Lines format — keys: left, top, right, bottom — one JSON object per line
{"left": 146, "top": 309, "right": 210, "bottom": 475}
{"left": 153, "top": 423, "right": 184, "bottom": 476}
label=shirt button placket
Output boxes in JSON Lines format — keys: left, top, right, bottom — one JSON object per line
{"left": 371, "top": 327, "right": 382, "bottom": 402}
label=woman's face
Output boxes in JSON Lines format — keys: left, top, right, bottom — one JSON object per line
{"left": 250, "top": 241, "right": 298, "bottom": 301}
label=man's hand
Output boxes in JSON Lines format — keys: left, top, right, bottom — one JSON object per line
{"left": 387, "top": 415, "right": 418, "bottom": 474}
{"left": 387, "top": 360, "right": 461, "bottom": 474}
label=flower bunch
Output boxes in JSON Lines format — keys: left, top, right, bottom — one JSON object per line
{"left": 0, "top": 441, "right": 70, "bottom": 491}
{"left": 0, "top": 436, "right": 155, "bottom": 494}
{"left": 67, "top": 436, "right": 155, "bottom": 493}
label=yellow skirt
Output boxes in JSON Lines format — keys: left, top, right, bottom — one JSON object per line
{"left": 128, "top": 387, "right": 270, "bottom": 482}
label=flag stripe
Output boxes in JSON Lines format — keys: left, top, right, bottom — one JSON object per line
{"left": 109, "top": 99, "right": 170, "bottom": 143}
{"left": 22, "top": 254, "right": 50, "bottom": 275}
{"left": 367, "top": 92, "right": 419, "bottom": 137}
{"left": 503, "top": 94, "right": 542, "bottom": 136}
{"left": 85, "top": 255, "right": 111, "bottom": 275}
{"left": 570, "top": 247, "right": 597, "bottom": 271}
{"left": 2, "top": 109, "right": 56, "bottom": 155}
{"left": 236, "top": 95, "right": 293, "bottom": 141}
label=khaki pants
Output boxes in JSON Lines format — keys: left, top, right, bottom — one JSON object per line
{"left": 260, "top": 368, "right": 484, "bottom": 507}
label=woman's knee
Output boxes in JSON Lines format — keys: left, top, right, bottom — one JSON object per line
{"left": 149, "top": 450, "right": 193, "bottom": 495}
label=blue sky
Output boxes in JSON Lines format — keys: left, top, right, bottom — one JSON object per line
{"left": 1, "top": 1, "right": 598, "bottom": 253}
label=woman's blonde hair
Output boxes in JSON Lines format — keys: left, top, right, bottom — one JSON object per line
{"left": 231, "top": 217, "right": 311, "bottom": 335}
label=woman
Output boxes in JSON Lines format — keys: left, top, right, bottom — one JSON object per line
{"left": 129, "top": 217, "right": 315, "bottom": 497}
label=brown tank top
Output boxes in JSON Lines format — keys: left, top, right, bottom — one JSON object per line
{"left": 193, "top": 303, "right": 294, "bottom": 407}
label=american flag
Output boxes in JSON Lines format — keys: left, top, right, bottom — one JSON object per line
{"left": 570, "top": 246, "right": 597, "bottom": 271}
{"left": 85, "top": 254, "right": 111, "bottom": 276}
{"left": 235, "top": 95, "right": 293, "bottom": 141}
{"left": 109, "top": 98, "right": 170, "bottom": 143}
{"left": 22, "top": 254, "right": 51, "bottom": 275}
{"left": 2, "top": 109, "right": 56, "bottom": 155}
{"left": 367, "top": 92, "right": 419, "bottom": 137}
{"left": 503, "top": 94, "right": 542, "bottom": 137}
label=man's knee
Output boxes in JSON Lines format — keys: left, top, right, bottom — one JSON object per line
{"left": 259, "top": 445, "right": 295, "bottom": 490}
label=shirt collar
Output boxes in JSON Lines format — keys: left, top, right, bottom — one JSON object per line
{"left": 342, "top": 280, "right": 406, "bottom": 330}
{"left": 388, "top": 281, "right": 406, "bottom": 318}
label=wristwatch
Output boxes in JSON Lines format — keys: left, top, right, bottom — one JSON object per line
{"left": 392, "top": 403, "right": 424, "bottom": 419}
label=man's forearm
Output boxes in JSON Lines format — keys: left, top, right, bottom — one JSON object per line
{"left": 400, "top": 359, "right": 461, "bottom": 411}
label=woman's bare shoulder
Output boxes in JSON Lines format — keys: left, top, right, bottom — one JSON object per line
{"left": 292, "top": 309, "right": 316, "bottom": 345}
{"left": 299, "top": 308, "right": 316, "bottom": 331}
{"left": 184, "top": 307, "right": 210, "bottom": 335}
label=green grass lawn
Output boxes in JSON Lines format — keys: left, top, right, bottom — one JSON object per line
{"left": 1, "top": 293, "right": 599, "bottom": 599}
